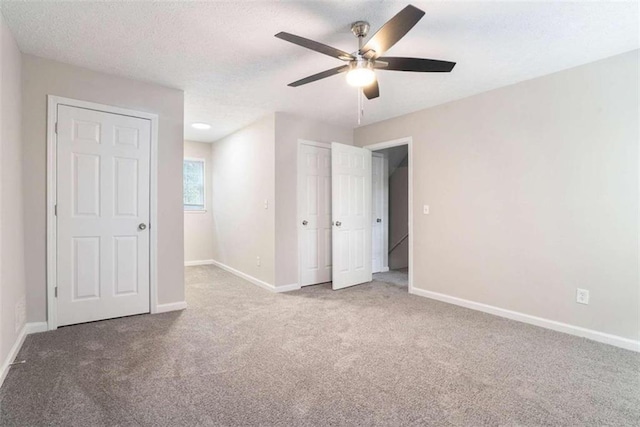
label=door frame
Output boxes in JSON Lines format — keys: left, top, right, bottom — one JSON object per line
{"left": 364, "top": 137, "right": 413, "bottom": 293}
{"left": 297, "top": 139, "right": 332, "bottom": 287}
{"left": 46, "top": 95, "right": 159, "bottom": 330}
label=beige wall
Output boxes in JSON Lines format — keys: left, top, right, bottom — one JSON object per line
{"left": 209, "top": 112, "right": 352, "bottom": 288}
{"left": 274, "top": 112, "right": 353, "bottom": 287}
{"left": 0, "top": 14, "right": 26, "bottom": 372}
{"left": 388, "top": 166, "right": 409, "bottom": 270}
{"left": 211, "top": 115, "right": 276, "bottom": 285}
{"left": 184, "top": 140, "right": 214, "bottom": 263}
{"left": 355, "top": 50, "right": 639, "bottom": 341}
{"left": 22, "top": 55, "right": 185, "bottom": 322}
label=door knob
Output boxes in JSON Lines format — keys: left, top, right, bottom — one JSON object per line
{"left": 335, "top": 221, "right": 342, "bottom": 227}
{"left": 376, "top": 218, "right": 382, "bottom": 223}
{"left": 302, "top": 220, "right": 308, "bottom": 226}
{"left": 138, "top": 223, "right": 147, "bottom": 231}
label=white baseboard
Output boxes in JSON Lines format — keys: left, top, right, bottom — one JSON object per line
{"left": 184, "top": 259, "right": 215, "bottom": 267}
{"left": 25, "top": 322, "right": 48, "bottom": 334}
{"left": 410, "top": 287, "right": 640, "bottom": 352}
{"left": 381, "top": 266, "right": 390, "bottom": 272}
{"left": 274, "top": 283, "right": 301, "bottom": 293}
{"left": 1, "top": 322, "right": 50, "bottom": 388}
{"left": 0, "top": 326, "right": 27, "bottom": 388}
{"left": 156, "top": 301, "right": 188, "bottom": 313}
{"left": 210, "top": 259, "right": 300, "bottom": 293}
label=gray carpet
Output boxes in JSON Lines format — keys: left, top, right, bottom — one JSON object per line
{"left": 1, "top": 265, "right": 639, "bottom": 426}
{"left": 373, "top": 268, "right": 409, "bottom": 287}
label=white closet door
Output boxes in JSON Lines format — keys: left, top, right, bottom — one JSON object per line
{"left": 56, "top": 105, "right": 151, "bottom": 326}
{"left": 331, "top": 142, "right": 372, "bottom": 290}
{"left": 298, "top": 143, "right": 332, "bottom": 286}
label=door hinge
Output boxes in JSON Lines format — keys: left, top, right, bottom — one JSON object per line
{"left": 54, "top": 286, "right": 58, "bottom": 298}
{"left": 54, "top": 204, "right": 57, "bottom": 216}
{"left": 55, "top": 122, "right": 58, "bottom": 134}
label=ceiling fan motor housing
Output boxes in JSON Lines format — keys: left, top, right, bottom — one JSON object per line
{"left": 351, "top": 21, "right": 370, "bottom": 38}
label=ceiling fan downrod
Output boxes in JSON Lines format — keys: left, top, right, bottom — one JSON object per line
{"left": 350, "top": 21, "right": 370, "bottom": 50}
{"left": 351, "top": 21, "right": 371, "bottom": 125}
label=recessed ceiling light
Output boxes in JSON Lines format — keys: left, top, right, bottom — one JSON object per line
{"left": 191, "top": 123, "right": 211, "bottom": 130}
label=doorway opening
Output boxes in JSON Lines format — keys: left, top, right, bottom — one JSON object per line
{"left": 366, "top": 138, "right": 413, "bottom": 292}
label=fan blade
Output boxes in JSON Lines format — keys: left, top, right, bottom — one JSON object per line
{"left": 288, "top": 65, "right": 349, "bottom": 87}
{"left": 363, "top": 80, "right": 380, "bottom": 100}
{"left": 360, "top": 5, "right": 425, "bottom": 59}
{"left": 376, "top": 57, "right": 456, "bottom": 72}
{"left": 275, "top": 32, "right": 354, "bottom": 61}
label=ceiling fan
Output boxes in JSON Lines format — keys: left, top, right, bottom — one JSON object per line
{"left": 275, "top": 4, "right": 456, "bottom": 100}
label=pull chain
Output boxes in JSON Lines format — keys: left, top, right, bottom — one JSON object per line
{"left": 357, "top": 88, "right": 364, "bottom": 125}
{"left": 357, "top": 89, "right": 361, "bottom": 125}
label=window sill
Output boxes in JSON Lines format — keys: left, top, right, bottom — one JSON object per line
{"left": 184, "top": 210, "right": 208, "bottom": 214}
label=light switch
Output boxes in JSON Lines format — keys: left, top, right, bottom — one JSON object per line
{"left": 423, "top": 205, "right": 429, "bottom": 215}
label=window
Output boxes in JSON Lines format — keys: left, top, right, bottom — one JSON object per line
{"left": 184, "top": 159, "right": 205, "bottom": 211}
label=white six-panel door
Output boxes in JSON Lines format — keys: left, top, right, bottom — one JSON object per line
{"left": 56, "top": 105, "right": 151, "bottom": 326}
{"left": 298, "top": 143, "right": 332, "bottom": 286}
{"left": 331, "top": 142, "right": 372, "bottom": 290}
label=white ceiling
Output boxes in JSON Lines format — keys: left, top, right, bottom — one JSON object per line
{"left": 1, "top": 1, "right": 638, "bottom": 142}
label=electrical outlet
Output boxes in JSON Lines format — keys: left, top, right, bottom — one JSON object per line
{"left": 576, "top": 288, "right": 589, "bottom": 305}
{"left": 264, "top": 200, "right": 269, "bottom": 210}
{"left": 423, "top": 205, "right": 429, "bottom": 215}
{"left": 256, "top": 256, "right": 261, "bottom": 267}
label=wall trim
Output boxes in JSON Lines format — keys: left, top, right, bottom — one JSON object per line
{"left": 298, "top": 138, "right": 331, "bottom": 149}
{"left": 410, "top": 287, "right": 640, "bottom": 352}
{"left": 211, "top": 259, "right": 300, "bottom": 293}
{"left": 156, "top": 301, "right": 188, "bottom": 313}
{"left": 0, "top": 322, "right": 51, "bottom": 388}
{"left": 274, "top": 283, "right": 302, "bottom": 293}
{"left": 184, "top": 259, "right": 215, "bottom": 267}
{"left": 25, "top": 322, "right": 48, "bottom": 334}
{"left": 0, "top": 327, "right": 27, "bottom": 388}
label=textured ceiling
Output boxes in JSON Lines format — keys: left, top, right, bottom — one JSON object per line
{"left": 1, "top": 1, "right": 638, "bottom": 142}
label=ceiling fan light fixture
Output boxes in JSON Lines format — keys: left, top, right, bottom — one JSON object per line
{"left": 346, "top": 62, "right": 375, "bottom": 87}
